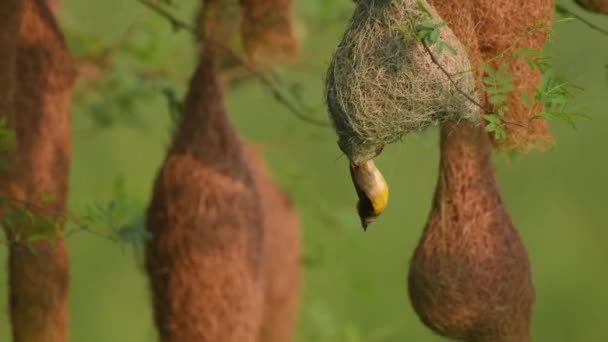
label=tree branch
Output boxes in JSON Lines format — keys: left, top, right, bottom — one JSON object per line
{"left": 555, "top": 4, "right": 608, "bottom": 36}
{"left": 421, "top": 42, "right": 487, "bottom": 112}
{"left": 136, "top": 0, "right": 330, "bottom": 127}
{"left": 421, "top": 42, "right": 529, "bottom": 129}
{"left": 137, "top": 0, "right": 199, "bottom": 36}
{"left": 1, "top": 195, "right": 121, "bottom": 246}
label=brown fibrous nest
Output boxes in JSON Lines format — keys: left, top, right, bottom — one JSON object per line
{"left": 325, "top": 0, "right": 480, "bottom": 164}
{"left": 469, "top": 0, "right": 556, "bottom": 151}
{"left": 428, "top": 0, "right": 555, "bottom": 151}
{"left": 240, "top": 0, "right": 299, "bottom": 66}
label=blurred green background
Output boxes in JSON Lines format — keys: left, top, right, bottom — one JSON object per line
{"left": 1, "top": 0, "right": 607, "bottom": 341}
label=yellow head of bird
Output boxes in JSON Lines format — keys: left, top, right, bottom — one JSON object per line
{"left": 349, "top": 159, "right": 389, "bottom": 231}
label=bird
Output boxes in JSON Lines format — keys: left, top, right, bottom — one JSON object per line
{"left": 349, "top": 159, "right": 389, "bottom": 231}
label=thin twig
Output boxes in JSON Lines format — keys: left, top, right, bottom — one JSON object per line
{"left": 483, "top": 22, "right": 550, "bottom": 67}
{"left": 555, "top": 4, "right": 608, "bottom": 36}
{"left": 0, "top": 195, "right": 119, "bottom": 245}
{"left": 213, "top": 43, "right": 330, "bottom": 127}
{"left": 137, "top": 0, "right": 199, "bottom": 35}
{"left": 136, "top": 0, "right": 330, "bottom": 127}
{"left": 421, "top": 42, "right": 487, "bottom": 111}
{"left": 421, "top": 42, "right": 530, "bottom": 129}
{"left": 500, "top": 117, "right": 528, "bottom": 128}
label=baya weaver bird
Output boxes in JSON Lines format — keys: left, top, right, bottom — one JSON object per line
{"left": 349, "top": 158, "right": 389, "bottom": 231}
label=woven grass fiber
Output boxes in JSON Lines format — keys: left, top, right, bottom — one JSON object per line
{"left": 325, "top": 0, "right": 479, "bottom": 164}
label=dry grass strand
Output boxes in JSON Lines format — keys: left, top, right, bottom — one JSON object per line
{"left": 325, "top": 0, "right": 479, "bottom": 164}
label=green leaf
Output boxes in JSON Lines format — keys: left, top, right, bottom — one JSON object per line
{"left": 537, "top": 111, "right": 590, "bottom": 129}
{"left": 494, "top": 127, "right": 507, "bottom": 140}
{"left": 483, "top": 76, "right": 498, "bottom": 85}
{"left": 484, "top": 114, "right": 507, "bottom": 140}
{"left": 482, "top": 63, "right": 496, "bottom": 77}
{"left": 31, "top": 217, "right": 61, "bottom": 236}
{"left": 496, "top": 62, "right": 509, "bottom": 76}
{"left": 417, "top": 20, "right": 437, "bottom": 30}
{"left": 497, "top": 106, "right": 509, "bottom": 116}
{"left": 116, "top": 219, "right": 150, "bottom": 251}
{"left": 417, "top": 0, "right": 432, "bottom": 17}
{"left": 435, "top": 42, "right": 445, "bottom": 54}
{"left": 484, "top": 114, "right": 502, "bottom": 124}
{"left": 514, "top": 48, "right": 550, "bottom": 71}
{"left": 501, "top": 74, "right": 514, "bottom": 84}
{"left": 415, "top": 29, "right": 429, "bottom": 41}
{"left": 520, "top": 92, "right": 534, "bottom": 109}
{"left": 489, "top": 94, "right": 508, "bottom": 105}
{"left": 444, "top": 42, "right": 458, "bottom": 55}
{"left": 429, "top": 28, "right": 440, "bottom": 44}
{"left": 499, "top": 82, "right": 515, "bottom": 93}
{"left": 514, "top": 48, "right": 542, "bottom": 59}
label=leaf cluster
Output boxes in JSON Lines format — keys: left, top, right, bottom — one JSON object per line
{"left": 0, "top": 196, "right": 64, "bottom": 252}
{"left": 482, "top": 62, "right": 513, "bottom": 140}
{"left": 67, "top": 26, "right": 184, "bottom": 133}
{"left": 404, "top": 1, "right": 457, "bottom": 55}
{"left": 482, "top": 43, "right": 588, "bottom": 139}
{"left": 78, "top": 177, "right": 150, "bottom": 251}
{"left": 401, "top": 3, "right": 588, "bottom": 140}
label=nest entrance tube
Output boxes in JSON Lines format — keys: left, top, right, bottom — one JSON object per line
{"left": 325, "top": 0, "right": 479, "bottom": 164}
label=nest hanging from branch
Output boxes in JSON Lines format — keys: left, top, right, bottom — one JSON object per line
{"left": 240, "top": 0, "right": 299, "bottom": 66}
{"left": 325, "top": 0, "right": 479, "bottom": 164}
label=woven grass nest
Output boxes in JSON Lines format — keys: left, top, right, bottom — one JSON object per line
{"left": 325, "top": 0, "right": 480, "bottom": 164}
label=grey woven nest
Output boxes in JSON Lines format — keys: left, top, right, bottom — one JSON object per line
{"left": 325, "top": 0, "right": 479, "bottom": 163}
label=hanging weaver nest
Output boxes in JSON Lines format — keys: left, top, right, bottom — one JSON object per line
{"left": 325, "top": 0, "right": 480, "bottom": 164}
{"left": 240, "top": 0, "right": 299, "bottom": 66}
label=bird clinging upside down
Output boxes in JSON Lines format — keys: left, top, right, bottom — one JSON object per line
{"left": 348, "top": 146, "right": 389, "bottom": 231}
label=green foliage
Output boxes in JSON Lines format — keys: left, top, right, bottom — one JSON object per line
{"left": 0, "top": 112, "right": 64, "bottom": 250}
{"left": 0, "top": 197, "right": 62, "bottom": 251}
{"left": 481, "top": 61, "right": 512, "bottom": 139}
{"left": 483, "top": 62, "right": 514, "bottom": 112}
{"left": 513, "top": 47, "right": 550, "bottom": 71}
{"left": 0, "top": 2, "right": 599, "bottom": 342}
{"left": 403, "top": 0, "right": 457, "bottom": 55}
{"left": 479, "top": 28, "right": 587, "bottom": 139}
{"left": 0, "top": 176, "right": 148, "bottom": 251}
{"left": 534, "top": 69, "right": 589, "bottom": 128}
{"left": 78, "top": 177, "right": 150, "bottom": 251}
{"left": 66, "top": 26, "right": 184, "bottom": 133}
{"left": 1, "top": 5, "right": 187, "bottom": 251}
{"left": 76, "top": 67, "right": 158, "bottom": 131}
{"left": 483, "top": 114, "right": 507, "bottom": 140}
{"left": 402, "top": 6, "right": 588, "bottom": 141}
{"left": 413, "top": 20, "right": 457, "bottom": 55}
{"left": 0, "top": 68, "right": 148, "bottom": 251}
